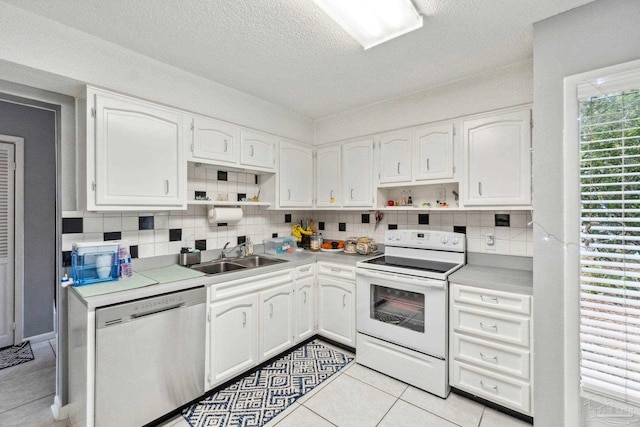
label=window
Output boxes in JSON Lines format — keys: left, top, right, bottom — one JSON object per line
{"left": 579, "top": 79, "right": 640, "bottom": 405}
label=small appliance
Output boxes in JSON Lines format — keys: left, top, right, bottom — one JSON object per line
{"left": 71, "top": 242, "right": 120, "bottom": 286}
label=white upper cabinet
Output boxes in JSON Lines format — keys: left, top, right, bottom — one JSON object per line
{"left": 378, "top": 131, "right": 412, "bottom": 184}
{"left": 88, "top": 87, "right": 186, "bottom": 210}
{"left": 240, "top": 129, "right": 277, "bottom": 171}
{"left": 315, "top": 145, "right": 341, "bottom": 207}
{"left": 189, "top": 116, "right": 239, "bottom": 165}
{"left": 413, "top": 123, "right": 454, "bottom": 182}
{"left": 462, "top": 108, "right": 531, "bottom": 207}
{"left": 279, "top": 141, "right": 313, "bottom": 207}
{"left": 342, "top": 138, "right": 374, "bottom": 207}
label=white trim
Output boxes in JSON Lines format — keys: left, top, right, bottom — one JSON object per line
{"left": 50, "top": 395, "right": 69, "bottom": 421}
{"left": 26, "top": 331, "right": 56, "bottom": 343}
{"left": 0, "top": 135, "right": 24, "bottom": 346}
{"left": 563, "top": 58, "right": 640, "bottom": 422}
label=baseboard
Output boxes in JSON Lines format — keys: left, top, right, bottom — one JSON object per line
{"left": 26, "top": 331, "right": 56, "bottom": 344}
{"left": 50, "top": 395, "right": 69, "bottom": 421}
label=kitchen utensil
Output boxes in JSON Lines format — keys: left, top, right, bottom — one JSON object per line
{"left": 374, "top": 211, "right": 384, "bottom": 231}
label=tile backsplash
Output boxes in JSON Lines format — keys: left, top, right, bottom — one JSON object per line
{"left": 62, "top": 165, "right": 533, "bottom": 263}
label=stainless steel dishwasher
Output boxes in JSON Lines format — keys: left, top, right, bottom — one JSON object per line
{"left": 95, "top": 287, "right": 206, "bottom": 427}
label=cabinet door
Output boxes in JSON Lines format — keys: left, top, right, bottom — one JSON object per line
{"left": 190, "top": 116, "right": 239, "bottom": 165}
{"left": 296, "top": 277, "right": 316, "bottom": 342}
{"left": 259, "top": 282, "right": 295, "bottom": 361}
{"left": 463, "top": 109, "right": 531, "bottom": 206}
{"left": 240, "top": 129, "right": 277, "bottom": 170}
{"left": 413, "top": 123, "right": 454, "bottom": 181}
{"left": 315, "top": 145, "right": 340, "bottom": 207}
{"left": 92, "top": 90, "right": 186, "bottom": 209}
{"left": 342, "top": 139, "right": 374, "bottom": 207}
{"left": 208, "top": 294, "right": 258, "bottom": 387}
{"left": 279, "top": 141, "right": 313, "bottom": 207}
{"left": 318, "top": 277, "right": 355, "bottom": 346}
{"left": 378, "top": 131, "right": 412, "bottom": 184}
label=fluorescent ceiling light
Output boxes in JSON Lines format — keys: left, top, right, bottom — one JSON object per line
{"left": 312, "top": 0, "right": 423, "bottom": 50}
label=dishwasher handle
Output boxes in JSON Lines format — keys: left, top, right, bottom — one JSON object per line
{"left": 131, "top": 303, "right": 185, "bottom": 319}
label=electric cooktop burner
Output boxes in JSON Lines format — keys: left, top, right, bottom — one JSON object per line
{"left": 361, "top": 255, "right": 460, "bottom": 275}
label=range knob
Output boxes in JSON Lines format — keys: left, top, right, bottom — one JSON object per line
{"left": 441, "top": 236, "right": 449, "bottom": 244}
{"left": 452, "top": 237, "right": 459, "bottom": 245}
{"left": 394, "top": 233, "right": 402, "bottom": 241}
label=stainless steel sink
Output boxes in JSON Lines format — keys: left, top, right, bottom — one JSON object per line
{"left": 231, "top": 255, "right": 287, "bottom": 268}
{"left": 189, "top": 255, "right": 287, "bottom": 276}
{"left": 190, "top": 261, "right": 246, "bottom": 275}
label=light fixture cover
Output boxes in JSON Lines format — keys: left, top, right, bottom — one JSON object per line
{"left": 312, "top": 0, "right": 423, "bottom": 49}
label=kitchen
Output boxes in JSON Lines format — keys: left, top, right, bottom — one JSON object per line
{"left": 0, "top": 0, "right": 638, "bottom": 426}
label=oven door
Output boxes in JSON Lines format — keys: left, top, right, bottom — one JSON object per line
{"left": 356, "top": 268, "right": 447, "bottom": 358}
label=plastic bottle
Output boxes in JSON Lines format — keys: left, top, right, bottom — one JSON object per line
{"left": 118, "top": 246, "right": 133, "bottom": 278}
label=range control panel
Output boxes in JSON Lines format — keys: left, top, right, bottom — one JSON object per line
{"left": 384, "top": 229, "right": 466, "bottom": 252}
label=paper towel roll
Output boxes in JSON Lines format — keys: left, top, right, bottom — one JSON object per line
{"left": 208, "top": 207, "right": 243, "bottom": 223}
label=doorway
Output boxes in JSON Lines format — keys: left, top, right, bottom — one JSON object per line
{"left": 0, "top": 135, "right": 24, "bottom": 348}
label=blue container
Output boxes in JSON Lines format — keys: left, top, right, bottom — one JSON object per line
{"left": 71, "top": 242, "right": 120, "bottom": 286}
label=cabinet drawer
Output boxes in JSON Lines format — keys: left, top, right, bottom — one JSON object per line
{"left": 453, "top": 333, "right": 530, "bottom": 380}
{"left": 295, "top": 264, "right": 315, "bottom": 279}
{"left": 452, "top": 360, "right": 531, "bottom": 415}
{"left": 452, "top": 284, "right": 531, "bottom": 315}
{"left": 317, "top": 262, "right": 355, "bottom": 281}
{"left": 452, "top": 304, "right": 530, "bottom": 347}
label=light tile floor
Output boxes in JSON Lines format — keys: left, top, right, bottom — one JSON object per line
{"left": 0, "top": 339, "right": 70, "bottom": 427}
{"left": 163, "top": 342, "right": 532, "bottom": 427}
{"left": 0, "top": 339, "right": 532, "bottom": 426}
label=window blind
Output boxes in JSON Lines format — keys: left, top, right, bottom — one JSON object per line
{"left": 580, "top": 87, "right": 640, "bottom": 405}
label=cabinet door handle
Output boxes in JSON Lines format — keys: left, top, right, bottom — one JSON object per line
{"left": 397, "top": 162, "right": 400, "bottom": 174}
{"left": 480, "top": 295, "right": 499, "bottom": 303}
{"left": 478, "top": 182, "right": 483, "bottom": 196}
{"left": 480, "top": 352, "right": 498, "bottom": 363}
{"left": 250, "top": 145, "right": 255, "bottom": 157}
{"left": 330, "top": 190, "right": 334, "bottom": 199}
{"left": 480, "top": 322, "right": 497, "bottom": 331}
{"left": 165, "top": 180, "right": 169, "bottom": 194}
{"left": 224, "top": 140, "right": 228, "bottom": 152}
{"left": 300, "top": 267, "right": 310, "bottom": 273}
{"left": 342, "top": 294, "right": 346, "bottom": 307}
{"left": 303, "top": 291, "right": 307, "bottom": 304}
{"left": 288, "top": 189, "right": 291, "bottom": 200}
{"left": 426, "top": 158, "right": 430, "bottom": 171}
{"left": 270, "top": 303, "right": 273, "bottom": 318}
{"left": 242, "top": 311, "right": 247, "bottom": 327}
{"left": 350, "top": 189, "right": 354, "bottom": 200}
{"left": 480, "top": 381, "right": 499, "bottom": 392}
{"left": 331, "top": 268, "right": 341, "bottom": 273}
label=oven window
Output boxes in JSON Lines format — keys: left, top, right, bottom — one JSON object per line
{"left": 371, "top": 284, "right": 425, "bottom": 332}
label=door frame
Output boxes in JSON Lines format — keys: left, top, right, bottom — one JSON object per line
{"left": 0, "top": 135, "right": 25, "bottom": 345}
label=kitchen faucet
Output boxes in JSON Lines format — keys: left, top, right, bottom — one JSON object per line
{"left": 220, "top": 241, "right": 246, "bottom": 259}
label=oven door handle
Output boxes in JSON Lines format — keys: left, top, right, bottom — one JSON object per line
{"left": 356, "top": 269, "right": 445, "bottom": 289}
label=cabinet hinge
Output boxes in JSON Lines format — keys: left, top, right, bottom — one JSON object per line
{"left": 530, "top": 119, "right": 533, "bottom": 129}
{"left": 207, "top": 312, "right": 211, "bottom": 322}
{"left": 453, "top": 165, "right": 456, "bottom": 174}
{"left": 190, "top": 121, "right": 194, "bottom": 131}
{"left": 90, "top": 108, "right": 96, "bottom": 119}
{"left": 191, "top": 143, "right": 194, "bottom": 152}
{"left": 207, "top": 373, "right": 211, "bottom": 383}
{"left": 453, "top": 124, "right": 456, "bottom": 136}
{"left": 91, "top": 181, "right": 96, "bottom": 191}
{"left": 11, "top": 322, "right": 16, "bottom": 330}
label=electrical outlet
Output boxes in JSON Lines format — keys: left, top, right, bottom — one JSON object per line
{"left": 485, "top": 233, "right": 495, "bottom": 250}
{"left": 437, "top": 187, "right": 446, "bottom": 201}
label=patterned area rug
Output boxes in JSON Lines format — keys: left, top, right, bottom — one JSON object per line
{"left": 183, "top": 340, "right": 353, "bottom": 427}
{"left": 0, "top": 341, "right": 34, "bottom": 370}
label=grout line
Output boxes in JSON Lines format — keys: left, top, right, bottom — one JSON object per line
{"left": 296, "top": 404, "right": 338, "bottom": 426}
{"left": 374, "top": 395, "right": 400, "bottom": 427}
{"left": 395, "top": 392, "right": 471, "bottom": 427}
{"left": 0, "top": 392, "right": 56, "bottom": 416}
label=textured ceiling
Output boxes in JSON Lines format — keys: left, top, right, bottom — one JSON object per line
{"left": 3, "top": 0, "right": 594, "bottom": 119}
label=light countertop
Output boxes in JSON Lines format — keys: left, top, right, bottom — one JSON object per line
{"left": 449, "top": 253, "right": 533, "bottom": 295}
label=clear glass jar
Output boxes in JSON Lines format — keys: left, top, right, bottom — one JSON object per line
{"left": 310, "top": 233, "right": 321, "bottom": 252}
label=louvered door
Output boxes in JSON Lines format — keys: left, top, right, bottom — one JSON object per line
{"left": 0, "top": 141, "right": 15, "bottom": 347}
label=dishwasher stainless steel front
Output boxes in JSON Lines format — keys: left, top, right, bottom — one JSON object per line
{"left": 95, "top": 287, "right": 206, "bottom": 427}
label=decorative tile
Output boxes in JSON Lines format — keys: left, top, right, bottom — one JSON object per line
{"left": 169, "top": 229, "right": 182, "bottom": 242}
{"left": 418, "top": 214, "right": 429, "bottom": 225}
{"left": 285, "top": 214, "right": 292, "bottom": 223}
{"left": 217, "top": 171, "right": 228, "bottom": 181}
{"left": 103, "top": 232, "right": 121, "bottom": 241}
{"left": 388, "top": 224, "right": 398, "bottom": 230}
{"left": 195, "top": 240, "right": 207, "bottom": 251}
{"left": 183, "top": 341, "right": 353, "bottom": 427}
{"left": 62, "top": 218, "right": 82, "bottom": 234}
{"left": 495, "top": 214, "right": 510, "bottom": 227}
{"left": 338, "top": 222, "right": 346, "bottom": 232}
{"left": 138, "top": 216, "right": 154, "bottom": 230}
{"left": 453, "top": 226, "right": 467, "bottom": 234}
{"left": 361, "top": 214, "right": 370, "bottom": 224}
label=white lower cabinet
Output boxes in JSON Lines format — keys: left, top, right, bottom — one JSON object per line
{"left": 259, "top": 282, "right": 295, "bottom": 361}
{"left": 450, "top": 283, "right": 533, "bottom": 416}
{"left": 317, "top": 263, "right": 356, "bottom": 347}
{"left": 208, "top": 293, "right": 259, "bottom": 386}
{"left": 206, "top": 265, "right": 319, "bottom": 390}
{"left": 295, "top": 264, "right": 316, "bottom": 341}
